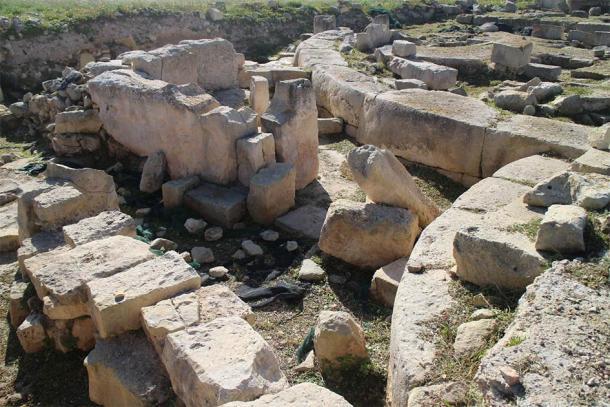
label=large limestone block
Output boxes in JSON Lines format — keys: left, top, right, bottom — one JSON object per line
{"left": 535, "top": 204, "right": 586, "bottom": 253}
{"left": 87, "top": 251, "right": 201, "bottom": 338}
{"left": 392, "top": 40, "right": 416, "bottom": 57}
{"left": 9, "top": 281, "right": 30, "bottom": 328}
{"left": 17, "top": 231, "right": 66, "bottom": 273}
{"left": 388, "top": 58, "right": 457, "bottom": 90}
{"left": 571, "top": 148, "right": 610, "bottom": 175}
{"left": 24, "top": 235, "right": 154, "bottom": 319}
{"left": 310, "top": 65, "right": 388, "bottom": 127}
{"left": 121, "top": 38, "right": 240, "bottom": 90}
{"left": 84, "top": 331, "right": 172, "bottom": 407}
{"left": 491, "top": 40, "right": 533, "bottom": 69}
{"left": 453, "top": 177, "right": 530, "bottom": 213}
{"left": 0, "top": 201, "right": 19, "bottom": 252}
{"left": 314, "top": 14, "right": 337, "bottom": 34}
{"left": 356, "top": 23, "right": 392, "bottom": 51}
{"left": 139, "top": 150, "right": 166, "bottom": 193}
{"left": 141, "top": 285, "right": 254, "bottom": 355}
{"left": 247, "top": 163, "right": 296, "bottom": 225}
{"left": 162, "top": 317, "right": 288, "bottom": 407}
{"left": 589, "top": 123, "right": 609, "bottom": 150}
{"left": 88, "top": 70, "right": 224, "bottom": 181}
{"left": 493, "top": 90, "right": 536, "bottom": 113}
{"left": 261, "top": 79, "right": 318, "bottom": 190}
{"left": 453, "top": 225, "right": 546, "bottom": 289}
{"left": 162, "top": 175, "right": 200, "bottom": 208}
{"left": 17, "top": 313, "right": 47, "bottom": 353}
{"left": 314, "top": 311, "right": 368, "bottom": 371}
{"left": 249, "top": 76, "right": 270, "bottom": 117}
{"left": 223, "top": 383, "right": 352, "bottom": 406}
{"left": 62, "top": 210, "right": 136, "bottom": 247}
{"left": 294, "top": 29, "right": 352, "bottom": 69}
{"left": 523, "top": 171, "right": 610, "bottom": 210}
{"left": 388, "top": 269, "right": 454, "bottom": 406}
{"left": 347, "top": 145, "right": 440, "bottom": 227}
{"left": 370, "top": 258, "right": 406, "bottom": 308}
{"left": 237, "top": 133, "right": 276, "bottom": 186}
{"left": 274, "top": 205, "right": 327, "bottom": 239}
{"left": 359, "top": 90, "right": 496, "bottom": 178}
{"left": 318, "top": 200, "right": 420, "bottom": 269}
{"left": 492, "top": 155, "right": 571, "bottom": 186}
{"left": 476, "top": 261, "right": 610, "bottom": 405}
{"left": 184, "top": 183, "right": 247, "bottom": 228}
{"left": 54, "top": 109, "right": 102, "bottom": 134}
{"left": 482, "top": 115, "right": 590, "bottom": 177}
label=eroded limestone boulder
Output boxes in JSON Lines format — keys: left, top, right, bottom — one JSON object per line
{"left": 247, "top": 163, "right": 296, "bottom": 225}
{"left": 319, "top": 200, "right": 420, "bottom": 269}
{"left": 535, "top": 204, "right": 587, "bottom": 253}
{"left": 223, "top": 383, "right": 352, "bottom": 406}
{"left": 162, "top": 317, "right": 288, "bottom": 407}
{"left": 62, "top": 210, "right": 136, "bottom": 247}
{"left": 261, "top": 79, "right": 318, "bottom": 189}
{"left": 523, "top": 171, "right": 610, "bottom": 210}
{"left": 491, "top": 40, "right": 533, "bottom": 70}
{"left": 314, "top": 311, "right": 368, "bottom": 372}
{"left": 389, "top": 58, "right": 457, "bottom": 90}
{"left": 346, "top": 145, "right": 440, "bottom": 227}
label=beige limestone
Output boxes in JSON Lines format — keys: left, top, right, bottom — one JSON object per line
{"left": 162, "top": 175, "right": 200, "bottom": 208}
{"left": 237, "top": 133, "right": 276, "bottom": 186}
{"left": 314, "top": 311, "right": 368, "bottom": 371}
{"left": 17, "top": 313, "right": 47, "bottom": 353}
{"left": 223, "top": 383, "right": 352, "bottom": 406}
{"left": 62, "top": 210, "right": 136, "bottom": 247}
{"left": 247, "top": 163, "right": 296, "bottom": 225}
{"left": 370, "top": 258, "right": 406, "bottom": 308}
{"left": 535, "top": 204, "right": 587, "bottom": 253}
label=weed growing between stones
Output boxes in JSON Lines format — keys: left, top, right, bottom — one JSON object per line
{"left": 506, "top": 218, "right": 542, "bottom": 241}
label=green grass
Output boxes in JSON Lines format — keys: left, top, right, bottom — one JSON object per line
{"left": 506, "top": 335, "right": 526, "bottom": 347}
{"left": 506, "top": 218, "right": 542, "bottom": 241}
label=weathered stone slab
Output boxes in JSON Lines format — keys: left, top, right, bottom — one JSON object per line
{"left": 492, "top": 155, "right": 571, "bottom": 186}
{"left": 482, "top": 115, "right": 590, "bottom": 177}
{"left": 184, "top": 183, "right": 247, "bottom": 228}
{"left": 237, "top": 133, "right": 276, "bottom": 187}
{"left": 87, "top": 251, "right": 201, "bottom": 338}
{"left": 314, "top": 311, "right": 368, "bottom": 372}
{"left": 389, "top": 58, "right": 458, "bottom": 90}
{"left": 62, "top": 210, "right": 136, "bottom": 247}
{"left": 121, "top": 38, "right": 240, "bottom": 91}
{"left": 535, "top": 204, "right": 587, "bottom": 253}
{"left": 261, "top": 79, "right": 318, "bottom": 190}
{"left": 388, "top": 269, "right": 454, "bottom": 406}
{"left": 491, "top": 40, "right": 532, "bottom": 69}
{"left": 572, "top": 148, "right": 610, "bottom": 175}
{"left": 223, "top": 383, "right": 352, "bottom": 406}
{"left": 359, "top": 90, "right": 496, "bottom": 178}
{"left": 274, "top": 205, "right": 327, "bottom": 239}
{"left": 524, "top": 171, "right": 610, "bottom": 209}
{"left": 247, "top": 163, "right": 295, "bottom": 225}
{"left": 17, "top": 313, "right": 47, "bottom": 353}
{"left": 24, "top": 235, "right": 154, "bottom": 319}
{"left": 9, "top": 281, "right": 30, "bottom": 329}
{"left": 162, "top": 175, "right": 200, "bottom": 208}
{"left": 162, "top": 317, "right": 288, "bottom": 407}
{"left": 142, "top": 284, "right": 254, "bottom": 355}
{"left": 476, "top": 262, "right": 610, "bottom": 406}
{"left": 84, "top": 331, "right": 172, "bottom": 407}
{"left": 0, "top": 200, "right": 19, "bottom": 252}
{"left": 319, "top": 200, "right": 420, "bottom": 269}
{"left": 17, "top": 231, "right": 66, "bottom": 274}
{"left": 453, "top": 177, "right": 530, "bottom": 214}
{"left": 370, "top": 258, "right": 406, "bottom": 307}
{"left": 314, "top": 15, "right": 337, "bottom": 34}
{"left": 54, "top": 110, "right": 102, "bottom": 134}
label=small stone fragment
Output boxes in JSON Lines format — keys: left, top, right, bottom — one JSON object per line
{"left": 204, "top": 226, "right": 223, "bottom": 241}
{"left": 184, "top": 218, "right": 207, "bottom": 234}
{"left": 241, "top": 240, "right": 263, "bottom": 256}
{"left": 298, "top": 259, "right": 326, "bottom": 282}
{"left": 209, "top": 266, "right": 229, "bottom": 278}
{"left": 192, "top": 246, "right": 215, "bottom": 264}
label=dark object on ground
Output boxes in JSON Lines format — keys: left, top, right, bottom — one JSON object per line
{"left": 18, "top": 162, "right": 46, "bottom": 176}
{"left": 296, "top": 327, "right": 315, "bottom": 363}
{"left": 237, "top": 281, "right": 307, "bottom": 308}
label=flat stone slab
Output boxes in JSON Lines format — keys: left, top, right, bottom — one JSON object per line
{"left": 222, "top": 383, "right": 352, "bottom": 406}
{"left": 476, "top": 262, "right": 610, "bottom": 405}
{"left": 370, "top": 257, "right": 406, "bottom": 307}
{"left": 483, "top": 115, "right": 590, "bottom": 177}
{"left": 141, "top": 284, "right": 254, "bottom": 355}
{"left": 84, "top": 331, "right": 172, "bottom": 407}
{"left": 388, "top": 269, "right": 455, "bottom": 406}
{"left": 87, "top": 251, "right": 201, "bottom": 338}
{"left": 453, "top": 177, "right": 531, "bottom": 214}
{"left": 184, "top": 183, "right": 247, "bottom": 228}
{"left": 162, "top": 316, "right": 288, "bottom": 407}
{"left": 572, "top": 148, "right": 610, "bottom": 176}
{"left": 0, "top": 201, "right": 19, "bottom": 252}
{"left": 62, "top": 210, "right": 136, "bottom": 247}
{"left": 274, "top": 205, "right": 327, "bottom": 240}
{"left": 24, "top": 235, "right": 154, "bottom": 320}
{"left": 17, "top": 231, "right": 67, "bottom": 276}
{"left": 492, "top": 155, "right": 571, "bottom": 186}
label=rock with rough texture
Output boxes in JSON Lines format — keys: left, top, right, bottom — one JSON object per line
{"left": 237, "top": 133, "right": 276, "bottom": 187}
{"left": 54, "top": 110, "right": 102, "bottom": 134}
{"left": 347, "top": 145, "right": 439, "bottom": 227}
{"left": 494, "top": 90, "right": 537, "bottom": 113}
{"left": 355, "top": 23, "right": 392, "bottom": 51}
{"left": 453, "top": 225, "right": 546, "bottom": 290}
{"left": 139, "top": 151, "right": 166, "bottom": 193}
{"left": 392, "top": 40, "right": 416, "bottom": 58}
{"left": 389, "top": 58, "right": 457, "bottom": 90}
{"left": 572, "top": 148, "right": 610, "bottom": 175}
{"left": 407, "top": 382, "right": 469, "bottom": 407}
{"left": 86, "top": 251, "right": 201, "bottom": 338}
{"left": 317, "top": 118, "right": 343, "bottom": 135}
{"left": 184, "top": 183, "right": 247, "bottom": 228}
{"left": 121, "top": 38, "right": 240, "bottom": 90}
{"left": 247, "top": 163, "right": 296, "bottom": 225}
{"left": 476, "top": 262, "right": 610, "bottom": 406}
{"left": 17, "top": 313, "right": 47, "bottom": 353}
{"left": 370, "top": 258, "right": 405, "bottom": 308}
{"left": 223, "top": 383, "right": 352, "bottom": 406}
{"left": 17, "top": 231, "right": 67, "bottom": 273}
{"left": 0, "top": 201, "right": 19, "bottom": 252}
{"left": 9, "top": 281, "right": 30, "bottom": 329}
{"left": 523, "top": 63, "right": 561, "bottom": 82}
{"left": 589, "top": 124, "right": 609, "bottom": 150}
{"left": 298, "top": 259, "right": 326, "bottom": 282}
{"left": 84, "top": 331, "right": 172, "bottom": 407}
{"left": 191, "top": 246, "right": 215, "bottom": 264}
{"left": 535, "top": 204, "right": 587, "bottom": 253}
{"left": 62, "top": 211, "right": 136, "bottom": 247}
{"left": 249, "top": 76, "right": 270, "bottom": 118}
{"left": 319, "top": 200, "right": 420, "bottom": 269}
{"left": 261, "top": 79, "right": 318, "bottom": 189}
{"left": 314, "top": 14, "right": 336, "bottom": 34}
{"left": 24, "top": 235, "right": 154, "bottom": 320}
{"left": 162, "top": 317, "right": 288, "bottom": 407}
{"left": 274, "top": 205, "right": 327, "bottom": 239}
{"left": 162, "top": 176, "right": 200, "bottom": 208}
{"left": 453, "top": 319, "right": 497, "bottom": 357}
{"left": 388, "top": 269, "right": 455, "bottom": 406}
{"left": 492, "top": 155, "right": 571, "bottom": 186}
{"left": 523, "top": 171, "right": 610, "bottom": 210}
{"left": 184, "top": 218, "right": 207, "bottom": 235}
{"left": 491, "top": 40, "right": 532, "bottom": 69}
{"left": 141, "top": 285, "right": 254, "bottom": 355}
{"left": 314, "top": 311, "right": 368, "bottom": 372}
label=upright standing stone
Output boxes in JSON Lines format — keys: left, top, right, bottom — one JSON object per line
{"left": 249, "top": 76, "right": 270, "bottom": 119}
{"left": 491, "top": 40, "right": 533, "bottom": 70}
{"left": 236, "top": 133, "right": 276, "bottom": 186}
{"left": 314, "top": 14, "right": 337, "bottom": 34}
{"left": 261, "top": 79, "right": 319, "bottom": 190}
{"left": 247, "top": 163, "right": 296, "bottom": 225}
{"left": 162, "top": 175, "right": 200, "bottom": 208}
{"left": 140, "top": 151, "right": 166, "bottom": 193}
